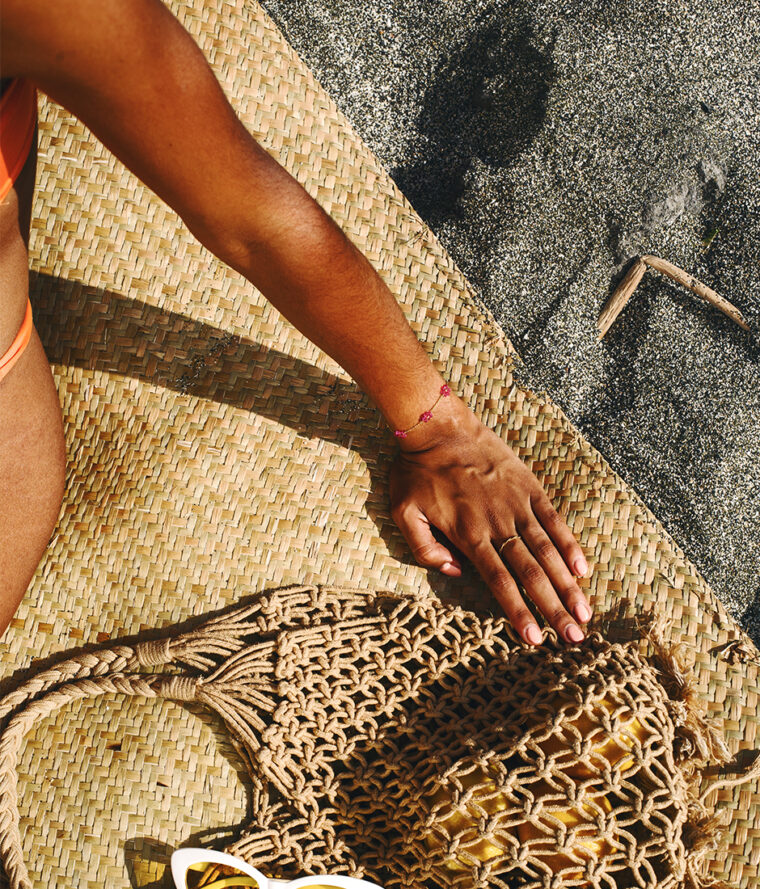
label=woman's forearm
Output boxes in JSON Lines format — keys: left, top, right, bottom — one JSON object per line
{"left": 215, "top": 156, "right": 448, "bottom": 435}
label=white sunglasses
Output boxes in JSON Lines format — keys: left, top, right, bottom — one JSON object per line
{"left": 171, "top": 848, "right": 386, "bottom": 889}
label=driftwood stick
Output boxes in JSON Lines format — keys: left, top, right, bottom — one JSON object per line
{"left": 642, "top": 255, "right": 750, "bottom": 331}
{"left": 597, "top": 257, "right": 648, "bottom": 340}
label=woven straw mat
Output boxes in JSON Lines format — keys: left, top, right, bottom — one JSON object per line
{"left": 1, "top": 1, "right": 757, "bottom": 886}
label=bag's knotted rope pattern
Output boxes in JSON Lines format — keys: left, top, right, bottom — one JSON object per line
{"left": 0, "top": 585, "right": 757, "bottom": 889}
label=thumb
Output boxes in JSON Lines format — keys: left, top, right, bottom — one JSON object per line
{"left": 393, "top": 506, "right": 462, "bottom": 576}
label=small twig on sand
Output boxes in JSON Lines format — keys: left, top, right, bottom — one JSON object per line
{"left": 597, "top": 258, "right": 648, "bottom": 339}
{"left": 597, "top": 254, "right": 750, "bottom": 339}
{"left": 641, "top": 255, "right": 750, "bottom": 331}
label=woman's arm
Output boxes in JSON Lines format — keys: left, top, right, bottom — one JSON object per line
{"left": 1, "top": 0, "right": 591, "bottom": 644}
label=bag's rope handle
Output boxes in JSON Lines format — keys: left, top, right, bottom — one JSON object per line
{"left": 0, "top": 672, "right": 198, "bottom": 889}
{"left": 0, "top": 587, "right": 346, "bottom": 888}
{"left": 0, "top": 647, "right": 140, "bottom": 724}
{"left": 0, "top": 589, "right": 306, "bottom": 726}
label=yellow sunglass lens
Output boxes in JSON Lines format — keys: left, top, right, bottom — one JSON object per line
{"left": 185, "top": 862, "right": 260, "bottom": 889}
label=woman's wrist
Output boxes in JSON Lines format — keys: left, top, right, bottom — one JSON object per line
{"left": 392, "top": 383, "right": 452, "bottom": 440}
{"left": 393, "top": 389, "right": 476, "bottom": 454}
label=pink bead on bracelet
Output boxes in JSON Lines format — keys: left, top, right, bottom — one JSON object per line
{"left": 394, "top": 384, "right": 451, "bottom": 439}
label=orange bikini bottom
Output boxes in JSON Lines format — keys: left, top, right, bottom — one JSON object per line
{"left": 0, "top": 79, "right": 38, "bottom": 381}
{"left": 0, "top": 79, "right": 37, "bottom": 203}
{"left": 0, "top": 299, "right": 33, "bottom": 384}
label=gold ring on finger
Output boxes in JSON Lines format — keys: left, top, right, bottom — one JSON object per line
{"left": 498, "top": 534, "right": 521, "bottom": 557}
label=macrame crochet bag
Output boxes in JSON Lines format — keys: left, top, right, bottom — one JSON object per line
{"left": 0, "top": 585, "right": 752, "bottom": 889}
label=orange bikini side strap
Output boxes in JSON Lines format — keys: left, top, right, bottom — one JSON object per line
{"left": 0, "top": 299, "right": 33, "bottom": 383}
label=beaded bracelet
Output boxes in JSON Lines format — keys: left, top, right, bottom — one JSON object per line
{"left": 394, "top": 384, "right": 451, "bottom": 439}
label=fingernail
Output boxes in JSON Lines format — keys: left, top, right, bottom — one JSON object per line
{"left": 441, "top": 562, "right": 461, "bottom": 574}
{"left": 566, "top": 624, "right": 584, "bottom": 643}
{"left": 574, "top": 557, "right": 588, "bottom": 577}
{"left": 526, "top": 625, "right": 543, "bottom": 645}
{"left": 574, "top": 603, "right": 592, "bottom": 623}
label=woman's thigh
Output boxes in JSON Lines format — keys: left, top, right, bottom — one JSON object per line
{"left": 0, "top": 330, "right": 66, "bottom": 631}
{"left": 0, "top": 132, "right": 66, "bottom": 634}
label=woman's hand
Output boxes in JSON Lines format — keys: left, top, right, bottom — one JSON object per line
{"left": 390, "top": 396, "right": 592, "bottom": 645}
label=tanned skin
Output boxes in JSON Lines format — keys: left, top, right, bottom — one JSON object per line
{"left": 0, "top": 0, "right": 592, "bottom": 644}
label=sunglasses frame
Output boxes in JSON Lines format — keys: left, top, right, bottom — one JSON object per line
{"left": 171, "top": 848, "right": 386, "bottom": 889}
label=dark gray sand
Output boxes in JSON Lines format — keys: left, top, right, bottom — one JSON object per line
{"left": 259, "top": 0, "right": 760, "bottom": 641}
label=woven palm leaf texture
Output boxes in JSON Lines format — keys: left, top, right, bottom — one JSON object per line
{"left": 1, "top": 586, "right": 755, "bottom": 889}
{"left": 3, "top": 0, "right": 759, "bottom": 885}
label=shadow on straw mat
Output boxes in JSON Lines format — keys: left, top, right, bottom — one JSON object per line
{"left": 31, "top": 271, "right": 367, "bottom": 433}
{"left": 123, "top": 838, "right": 174, "bottom": 889}
{"left": 124, "top": 829, "right": 250, "bottom": 888}
{"left": 29, "top": 271, "right": 465, "bottom": 602}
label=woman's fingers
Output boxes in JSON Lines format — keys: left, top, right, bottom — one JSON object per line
{"left": 518, "top": 518, "right": 593, "bottom": 626}
{"left": 500, "top": 535, "right": 586, "bottom": 643}
{"left": 531, "top": 490, "right": 589, "bottom": 578}
{"left": 392, "top": 503, "right": 462, "bottom": 576}
{"left": 393, "top": 498, "right": 590, "bottom": 646}
{"left": 468, "top": 539, "right": 544, "bottom": 645}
